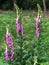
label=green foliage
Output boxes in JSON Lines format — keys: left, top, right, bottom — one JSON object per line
{"left": 0, "top": 10, "right": 49, "bottom": 65}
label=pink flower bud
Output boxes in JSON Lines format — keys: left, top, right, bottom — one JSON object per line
{"left": 36, "top": 18, "right": 40, "bottom": 37}
{"left": 16, "top": 17, "right": 25, "bottom": 36}
{"left": 21, "top": 25, "right": 25, "bottom": 36}
{"left": 6, "top": 31, "right": 13, "bottom": 49}
{"left": 11, "top": 49, "right": 14, "bottom": 60}
{"left": 16, "top": 23, "right": 21, "bottom": 33}
{"left": 16, "top": 17, "right": 20, "bottom": 24}
{"left": 5, "top": 46, "right": 10, "bottom": 61}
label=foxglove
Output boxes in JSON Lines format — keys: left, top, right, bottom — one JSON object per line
{"left": 5, "top": 46, "right": 10, "bottom": 61}
{"left": 11, "top": 49, "right": 14, "bottom": 60}
{"left": 21, "top": 25, "right": 25, "bottom": 36}
{"left": 6, "top": 30, "right": 13, "bottom": 49}
{"left": 16, "top": 17, "right": 25, "bottom": 36}
{"left": 36, "top": 17, "right": 40, "bottom": 37}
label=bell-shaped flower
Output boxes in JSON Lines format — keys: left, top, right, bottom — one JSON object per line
{"left": 6, "top": 29, "right": 13, "bottom": 49}
{"left": 5, "top": 46, "right": 10, "bottom": 61}
{"left": 36, "top": 17, "right": 40, "bottom": 37}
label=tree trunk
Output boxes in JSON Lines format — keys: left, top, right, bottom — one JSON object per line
{"left": 43, "top": 0, "right": 46, "bottom": 13}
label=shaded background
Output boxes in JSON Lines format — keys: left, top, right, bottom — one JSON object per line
{"left": 0, "top": 0, "right": 49, "bottom": 10}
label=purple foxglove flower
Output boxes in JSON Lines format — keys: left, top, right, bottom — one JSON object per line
{"left": 5, "top": 46, "right": 10, "bottom": 61}
{"left": 11, "top": 49, "right": 14, "bottom": 60}
{"left": 16, "top": 23, "right": 21, "bottom": 33}
{"left": 36, "top": 29, "right": 40, "bottom": 37}
{"left": 21, "top": 25, "right": 25, "bottom": 36}
{"left": 16, "top": 17, "right": 25, "bottom": 36}
{"left": 36, "top": 18, "right": 40, "bottom": 37}
{"left": 16, "top": 17, "right": 20, "bottom": 24}
{"left": 6, "top": 31, "right": 13, "bottom": 49}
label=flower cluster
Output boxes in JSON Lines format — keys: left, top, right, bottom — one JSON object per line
{"left": 5, "top": 29, "right": 14, "bottom": 61}
{"left": 5, "top": 46, "right": 10, "bottom": 61}
{"left": 36, "top": 17, "right": 40, "bottom": 37}
{"left": 16, "top": 17, "right": 24, "bottom": 36}
{"left": 6, "top": 31, "right": 13, "bottom": 49}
